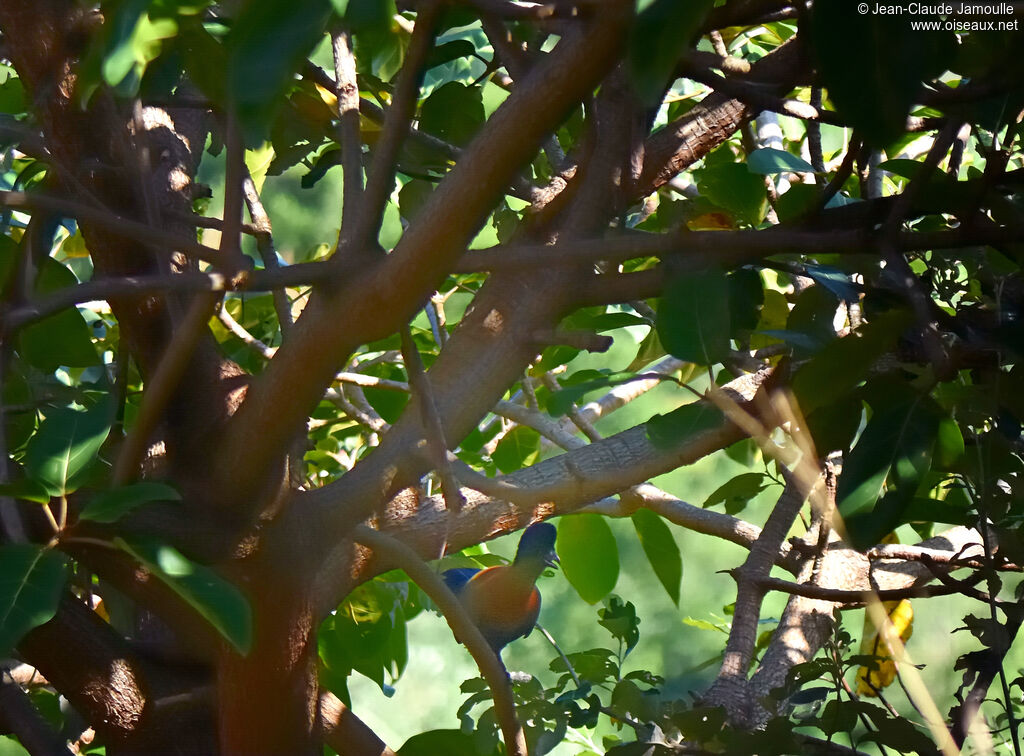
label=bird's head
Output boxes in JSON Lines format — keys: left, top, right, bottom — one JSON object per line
{"left": 514, "top": 521, "right": 559, "bottom": 570}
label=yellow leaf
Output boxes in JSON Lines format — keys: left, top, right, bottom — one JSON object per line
{"left": 60, "top": 231, "right": 90, "bottom": 258}
{"left": 686, "top": 212, "right": 734, "bottom": 231}
{"left": 856, "top": 597, "right": 914, "bottom": 696}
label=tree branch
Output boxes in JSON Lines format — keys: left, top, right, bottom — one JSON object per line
{"left": 0, "top": 190, "right": 222, "bottom": 264}
{"left": 214, "top": 2, "right": 633, "bottom": 517}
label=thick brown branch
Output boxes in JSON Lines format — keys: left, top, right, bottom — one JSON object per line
{"left": 215, "top": 2, "right": 633, "bottom": 516}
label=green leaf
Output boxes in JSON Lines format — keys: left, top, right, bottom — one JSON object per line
{"left": 80, "top": 482, "right": 181, "bottom": 524}
{"left": 631, "top": 509, "right": 681, "bottom": 606}
{"left": 806, "top": 396, "right": 862, "bottom": 454}
{"left": 696, "top": 162, "right": 767, "bottom": 225}
{"left": 838, "top": 389, "right": 942, "bottom": 549}
{"left": 319, "top": 579, "right": 408, "bottom": 693}
{"left": 598, "top": 596, "right": 640, "bottom": 656}
{"left": 703, "top": 473, "right": 768, "bottom": 515}
{"left": 0, "top": 736, "right": 31, "bottom": 756}
{"left": 23, "top": 403, "right": 112, "bottom": 497}
{"left": 657, "top": 269, "right": 731, "bottom": 365}
{"left": 426, "top": 39, "right": 475, "bottom": 70}
{"left": 747, "top": 148, "right": 816, "bottom": 175}
{"left": 398, "top": 730, "right": 484, "bottom": 756}
{"left": 226, "top": 0, "right": 332, "bottom": 142}
{"left": 548, "top": 371, "right": 617, "bottom": 417}
{"left": 728, "top": 268, "right": 764, "bottom": 335}
{"left": 0, "top": 74, "right": 27, "bottom": 115}
{"left": 801, "top": 263, "right": 860, "bottom": 302}
{"left": 557, "top": 515, "right": 619, "bottom": 604}
{"left": 491, "top": 426, "right": 540, "bottom": 474}
{"left": 934, "top": 416, "right": 965, "bottom": 470}
{"left": 419, "top": 82, "right": 484, "bottom": 146}
{"left": 0, "top": 479, "right": 51, "bottom": 504}
{"left": 18, "top": 258, "right": 100, "bottom": 371}
{"left": 115, "top": 537, "right": 253, "bottom": 654}
{"left": 646, "top": 401, "right": 724, "bottom": 449}
{"left": 0, "top": 544, "right": 68, "bottom": 656}
{"left": 628, "top": 0, "right": 713, "bottom": 105}
{"left": 627, "top": 328, "right": 667, "bottom": 372}
{"left": 792, "top": 309, "right": 913, "bottom": 416}
{"left": 810, "top": 3, "right": 955, "bottom": 147}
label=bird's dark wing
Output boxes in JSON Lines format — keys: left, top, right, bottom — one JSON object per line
{"left": 442, "top": 567, "right": 481, "bottom": 595}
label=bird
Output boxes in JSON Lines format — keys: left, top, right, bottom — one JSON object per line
{"left": 442, "top": 521, "right": 559, "bottom": 655}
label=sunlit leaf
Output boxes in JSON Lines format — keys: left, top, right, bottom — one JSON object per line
{"left": 115, "top": 537, "right": 252, "bottom": 654}
{"left": 80, "top": 481, "right": 181, "bottom": 524}
{"left": 631, "top": 509, "right": 681, "bottom": 606}
{"left": 747, "top": 148, "right": 815, "bottom": 175}
{"left": 23, "top": 403, "right": 112, "bottom": 497}
{"left": 557, "top": 515, "right": 618, "bottom": 604}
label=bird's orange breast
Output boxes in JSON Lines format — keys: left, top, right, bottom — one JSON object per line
{"left": 460, "top": 565, "right": 541, "bottom": 631}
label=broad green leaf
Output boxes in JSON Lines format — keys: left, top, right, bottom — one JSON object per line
{"left": 23, "top": 403, "right": 112, "bottom": 497}
{"left": 838, "top": 389, "right": 942, "bottom": 549}
{"left": 0, "top": 479, "right": 51, "bottom": 504}
{"left": 696, "top": 162, "right": 767, "bottom": 226}
{"left": 548, "top": 371, "right": 617, "bottom": 417}
{"left": 628, "top": 0, "right": 714, "bottom": 105}
{"left": 419, "top": 82, "right": 484, "bottom": 146}
{"left": 492, "top": 426, "right": 540, "bottom": 474}
{"left": 627, "top": 328, "right": 667, "bottom": 372}
{"left": 728, "top": 268, "right": 764, "bottom": 335}
{"left": 80, "top": 481, "right": 181, "bottom": 524}
{"left": 747, "top": 148, "right": 816, "bottom": 175}
{"left": 657, "top": 269, "right": 731, "bottom": 366}
{"left": 787, "top": 284, "right": 840, "bottom": 356}
{"left": 319, "top": 579, "right": 407, "bottom": 694}
{"left": 0, "top": 74, "right": 26, "bottom": 115}
{"left": 934, "top": 416, "right": 965, "bottom": 469}
{"left": 801, "top": 263, "right": 861, "bottom": 302}
{"left": 791, "top": 309, "right": 913, "bottom": 416}
{"left": 646, "top": 401, "right": 724, "bottom": 449}
{"left": 810, "top": 4, "right": 955, "bottom": 147}
{"left": 18, "top": 257, "right": 100, "bottom": 371}
{"left": 703, "top": 473, "right": 768, "bottom": 515}
{"left": 0, "top": 736, "right": 31, "bottom": 756}
{"left": 749, "top": 288, "right": 788, "bottom": 351}
{"left": 398, "top": 730, "right": 483, "bottom": 756}
{"left": 557, "top": 515, "right": 619, "bottom": 604}
{"left": 0, "top": 544, "right": 68, "bottom": 656}
{"left": 426, "top": 40, "right": 475, "bottom": 70}
{"left": 115, "top": 537, "right": 252, "bottom": 654}
{"left": 226, "top": 0, "right": 332, "bottom": 142}
{"left": 631, "top": 509, "right": 681, "bottom": 606}
{"left": 806, "top": 397, "right": 863, "bottom": 454}
{"left": 98, "top": 0, "right": 153, "bottom": 87}
{"left": 342, "top": 0, "right": 396, "bottom": 34}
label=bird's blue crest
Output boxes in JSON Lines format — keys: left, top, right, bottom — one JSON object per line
{"left": 515, "top": 521, "right": 557, "bottom": 561}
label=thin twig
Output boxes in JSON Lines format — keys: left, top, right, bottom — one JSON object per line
{"left": 400, "top": 326, "right": 466, "bottom": 514}
{"left": 241, "top": 168, "right": 292, "bottom": 336}
{"left": 0, "top": 190, "right": 222, "bottom": 264}
{"left": 340, "top": 0, "right": 443, "bottom": 256}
